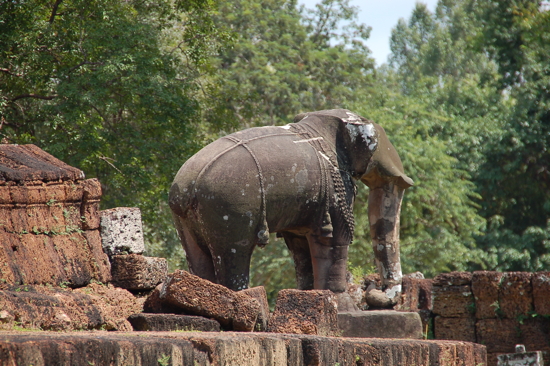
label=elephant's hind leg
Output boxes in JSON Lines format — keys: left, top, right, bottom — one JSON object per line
{"left": 282, "top": 232, "right": 314, "bottom": 290}
{"left": 172, "top": 214, "right": 216, "bottom": 283}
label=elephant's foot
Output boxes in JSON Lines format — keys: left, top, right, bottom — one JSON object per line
{"left": 365, "top": 285, "right": 401, "bottom": 309}
{"left": 335, "top": 292, "right": 360, "bottom": 313}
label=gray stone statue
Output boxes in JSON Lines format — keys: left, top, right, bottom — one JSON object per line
{"left": 169, "top": 109, "right": 413, "bottom": 311}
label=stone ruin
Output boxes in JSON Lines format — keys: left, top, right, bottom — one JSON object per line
{"left": 0, "top": 144, "right": 493, "bottom": 366}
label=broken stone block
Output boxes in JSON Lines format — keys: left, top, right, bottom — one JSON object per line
{"left": 267, "top": 289, "right": 338, "bottom": 336}
{"left": 142, "top": 284, "right": 182, "bottom": 314}
{"left": 110, "top": 254, "right": 167, "bottom": 290}
{"left": 432, "top": 285, "right": 475, "bottom": 318}
{"left": 472, "top": 271, "right": 503, "bottom": 319}
{"left": 434, "top": 316, "right": 476, "bottom": 342}
{"left": 161, "top": 270, "right": 260, "bottom": 331}
{"left": 100, "top": 207, "right": 144, "bottom": 256}
{"left": 499, "top": 272, "right": 533, "bottom": 319}
{"left": 240, "top": 286, "right": 270, "bottom": 331}
{"left": 497, "top": 345, "right": 544, "bottom": 366}
{"left": 532, "top": 272, "right": 550, "bottom": 316}
{"left": 338, "top": 310, "right": 423, "bottom": 339}
{"left": 128, "top": 313, "right": 221, "bottom": 332}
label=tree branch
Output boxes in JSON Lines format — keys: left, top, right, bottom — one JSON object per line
{"left": 11, "top": 94, "right": 57, "bottom": 102}
{"left": 0, "top": 68, "right": 22, "bottom": 77}
{"left": 49, "top": 0, "right": 63, "bottom": 23}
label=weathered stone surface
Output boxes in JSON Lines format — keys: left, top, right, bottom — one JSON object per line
{"left": 472, "top": 271, "right": 503, "bottom": 319}
{"left": 433, "top": 272, "right": 473, "bottom": 286}
{"left": 0, "top": 331, "right": 487, "bottom": 366}
{"left": 80, "top": 178, "right": 102, "bottom": 230}
{"left": 476, "top": 319, "right": 522, "bottom": 353}
{"left": 100, "top": 207, "right": 145, "bottom": 255}
{"left": 161, "top": 270, "right": 260, "bottom": 331}
{"left": 143, "top": 284, "right": 183, "bottom": 314}
{"left": 532, "top": 271, "right": 550, "bottom": 316}
{"left": 0, "top": 144, "right": 85, "bottom": 183}
{"left": 518, "top": 318, "right": 550, "bottom": 353}
{"left": 398, "top": 276, "right": 433, "bottom": 312}
{"left": 365, "top": 288, "right": 394, "bottom": 308}
{"left": 110, "top": 254, "right": 167, "bottom": 290}
{"left": 267, "top": 289, "right": 338, "bottom": 336}
{"left": 497, "top": 350, "right": 544, "bottom": 366}
{"left": 0, "top": 283, "right": 141, "bottom": 331}
{"left": 0, "top": 145, "right": 109, "bottom": 288}
{"left": 240, "top": 286, "right": 270, "bottom": 331}
{"left": 434, "top": 316, "right": 476, "bottom": 343}
{"left": 499, "top": 272, "right": 533, "bottom": 319}
{"left": 338, "top": 310, "right": 423, "bottom": 339}
{"left": 432, "top": 285, "right": 475, "bottom": 318}
{"left": 128, "top": 313, "right": 221, "bottom": 332}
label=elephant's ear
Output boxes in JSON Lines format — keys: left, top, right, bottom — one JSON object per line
{"left": 365, "top": 123, "right": 414, "bottom": 189}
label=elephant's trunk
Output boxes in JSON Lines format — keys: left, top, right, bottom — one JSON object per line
{"left": 367, "top": 181, "right": 405, "bottom": 303}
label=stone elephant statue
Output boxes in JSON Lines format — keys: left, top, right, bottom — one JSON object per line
{"left": 169, "top": 109, "right": 413, "bottom": 311}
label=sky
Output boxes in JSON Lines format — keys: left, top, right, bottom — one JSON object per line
{"left": 299, "top": 0, "right": 439, "bottom": 66}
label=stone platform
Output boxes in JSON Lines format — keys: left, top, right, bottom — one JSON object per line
{"left": 338, "top": 310, "right": 424, "bottom": 339}
{"left": 0, "top": 330, "right": 486, "bottom": 365}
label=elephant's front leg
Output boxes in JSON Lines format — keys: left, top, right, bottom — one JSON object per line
{"left": 307, "top": 234, "right": 359, "bottom": 312}
{"left": 368, "top": 181, "right": 405, "bottom": 304}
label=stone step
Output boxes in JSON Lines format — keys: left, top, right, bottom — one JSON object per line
{"left": 128, "top": 313, "right": 221, "bottom": 332}
{"left": 338, "top": 310, "right": 423, "bottom": 339}
{"left": 0, "top": 331, "right": 486, "bottom": 366}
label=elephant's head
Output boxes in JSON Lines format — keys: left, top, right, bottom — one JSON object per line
{"left": 295, "top": 109, "right": 413, "bottom": 306}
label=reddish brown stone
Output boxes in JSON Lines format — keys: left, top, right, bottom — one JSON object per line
{"left": 142, "top": 284, "right": 183, "bottom": 314}
{"left": 80, "top": 178, "right": 101, "bottom": 230}
{"left": 267, "top": 289, "right": 338, "bottom": 336}
{"left": 433, "top": 272, "right": 472, "bottom": 286}
{"left": 472, "top": 271, "right": 503, "bottom": 319}
{"left": 434, "top": 316, "right": 476, "bottom": 343}
{"left": 0, "top": 284, "right": 141, "bottom": 331}
{"left": 110, "top": 254, "right": 167, "bottom": 290}
{"left": 532, "top": 271, "right": 550, "bottom": 316}
{"left": 432, "top": 285, "right": 475, "bottom": 318}
{"left": 161, "top": 270, "right": 260, "bottom": 331}
{"left": 398, "top": 277, "right": 433, "bottom": 312}
{"left": 0, "top": 144, "right": 84, "bottom": 183}
{"left": 499, "top": 272, "right": 533, "bottom": 318}
{"left": 519, "top": 317, "right": 550, "bottom": 353}
{"left": 476, "top": 318, "right": 521, "bottom": 353}
{"left": 240, "top": 286, "right": 270, "bottom": 331}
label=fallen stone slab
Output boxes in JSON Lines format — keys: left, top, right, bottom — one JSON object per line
{"left": 0, "top": 283, "right": 142, "bottom": 331}
{"left": 161, "top": 270, "right": 260, "bottom": 331}
{"left": 267, "top": 289, "right": 338, "bottom": 336}
{"left": 128, "top": 313, "right": 220, "bottom": 332}
{"left": 240, "top": 286, "right": 270, "bottom": 331}
{"left": 110, "top": 254, "right": 167, "bottom": 290}
{"left": 100, "top": 207, "right": 145, "bottom": 256}
{"left": 0, "top": 330, "right": 487, "bottom": 366}
{"left": 338, "top": 310, "right": 423, "bottom": 339}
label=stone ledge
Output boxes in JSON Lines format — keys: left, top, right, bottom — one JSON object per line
{"left": 338, "top": 310, "right": 423, "bottom": 339}
{"left": 0, "top": 330, "right": 486, "bottom": 366}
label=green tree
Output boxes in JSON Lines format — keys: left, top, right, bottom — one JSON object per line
{"left": 0, "top": 0, "right": 230, "bottom": 269}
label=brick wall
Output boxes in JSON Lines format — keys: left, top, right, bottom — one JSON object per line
{"left": 403, "top": 271, "right": 550, "bottom": 366}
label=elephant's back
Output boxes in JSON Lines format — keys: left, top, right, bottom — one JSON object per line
{"left": 170, "top": 125, "right": 324, "bottom": 230}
